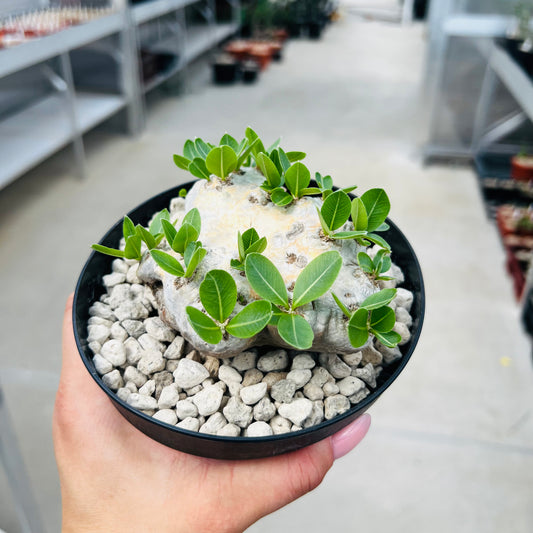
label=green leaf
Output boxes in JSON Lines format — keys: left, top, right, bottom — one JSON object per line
{"left": 315, "top": 172, "right": 333, "bottom": 190}
{"left": 285, "top": 151, "right": 306, "bottom": 162}
{"left": 360, "top": 288, "right": 397, "bottom": 310}
{"left": 205, "top": 145, "right": 238, "bottom": 179}
{"left": 199, "top": 270, "right": 237, "bottom": 322}
{"left": 172, "top": 223, "right": 199, "bottom": 255}
{"left": 277, "top": 313, "right": 314, "bottom": 350}
{"left": 271, "top": 188, "right": 293, "bottom": 207}
{"left": 245, "top": 127, "right": 266, "bottom": 157}
{"left": 136, "top": 225, "right": 156, "bottom": 250}
{"left": 185, "top": 306, "right": 222, "bottom": 344}
{"left": 245, "top": 253, "right": 288, "bottom": 308}
{"left": 257, "top": 153, "right": 281, "bottom": 187}
{"left": 183, "top": 139, "right": 199, "bottom": 160}
{"left": 91, "top": 244, "right": 125, "bottom": 258}
{"left": 360, "top": 188, "right": 390, "bottom": 232}
{"left": 184, "top": 241, "right": 200, "bottom": 266}
{"left": 348, "top": 308, "right": 370, "bottom": 348}
{"left": 292, "top": 251, "right": 342, "bottom": 308}
{"left": 351, "top": 197, "right": 368, "bottom": 232}
{"left": 242, "top": 228, "right": 259, "bottom": 250}
{"left": 331, "top": 231, "right": 369, "bottom": 240}
{"left": 123, "top": 216, "right": 136, "bottom": 239}
{"left": 269, "top": 149, "right": 284, "bottom": 176}
{"left": 341, "top": 186, "right": 358, "bottom": 194}
{"left": 370, "top": 306, "right": 396, "bottom": 332}
{"left": 226, "top": 300, "right": 272, "bottom": 338}
{"left": 124, "top": 235, "right": 142, "bottom": 260}
{"left": 237, "top": 231, "right": 246, "bottom": 261}
{"left": 179, "top": 188, "right": 187, "bottom": 198}
{"left": 150, "top": 249, "right": 185, "bottom": 277}
{"left": 189, "top": 157, "right": 211, "bottom": 181}
{"left": 236, "top": 138, "right": 247, "bottom": 155}
{"left": 365, "top": 233, "right": 391, "bottom": 251}
{"left": 149, "top": 208, "right": 170, "bottom": 236}
{"left": 375, "top": 222, "right": 390, "bottom": 232}
{"left": 173, "top": 154, "right": 191, "bottom": 170}
{"left": 236, "top": 138, "right": 260, "bottom": 168}
{"left": 373, "top": 330, "right": 402, "bottom": 348}
{"left": 184, "top": 247, "right": 206, "bottom": 278}
{"left": 321, "top": 190, "right": 351, "bottom": 231}
{"left": 357, "top": 252, "right": 374, "bottom": 273}
{"left": 316, "top": 207, "right": 332, "bottom": 236}
{"left": 230, "top": 258, "right": 244, "bottom": 271}
{"left": 220, "top": 133, "right": 239, "bottom": 152}
{"left": 380, "top": 255, "right": 392, "bottom": 273}
{"left": 161, "top": 219, "right": 177, "bottom": 247}
{"left": 245, "top": 236, "right": 267, "bottom": 255}
{"left": 182, "top": 208, "right": 201, "bottom": 234}
{"left": 331, "top": 292, "right": 352, "bottom": 319}
{"left": 322, "top": 189, "right": 333, "bottom": 200}
{"left": 267, "top": 137, "right": 281, "bottom": 154}
{"left": 284, "top": 162, "right": 310, "bottom": 198}
{"left": 194, "top": 138, "right": 211, "bottom": 158}
{"left": 277, "top": 148, "right": 291, "bottom": 172}
{"left": 299, "top": 187, "right": 322, "bottom": 196}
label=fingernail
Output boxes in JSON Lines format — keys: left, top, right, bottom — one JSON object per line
{"left": 331, "top": 414, "right": 371, "bottom": 460}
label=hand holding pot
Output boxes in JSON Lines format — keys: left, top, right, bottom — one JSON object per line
{"left": 54, "top": 295, "right": 371, "bottom": 533}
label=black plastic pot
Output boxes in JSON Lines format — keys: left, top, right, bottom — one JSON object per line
{"left": 308, "top": 21, "right": 323, "bottom": 40}
{"left": 212, "top": 56, "right": 238, "bottom": 84}
{"left": 241, "top": 60, "right": 259, "bottom": 83}
{"left": 74, "top": 181, "right": 425, "bottom": 460}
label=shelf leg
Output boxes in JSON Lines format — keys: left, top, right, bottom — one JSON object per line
{"left": 59, "top": 52, "right": 87, "bottom": 180}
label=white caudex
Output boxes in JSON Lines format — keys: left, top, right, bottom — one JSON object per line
{"left": 138, "top": 169, "right": 385, "bottom": 358}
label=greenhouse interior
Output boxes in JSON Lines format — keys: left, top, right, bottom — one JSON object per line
{"left": 1, "top": 0, "right": 533, "bottom": 532}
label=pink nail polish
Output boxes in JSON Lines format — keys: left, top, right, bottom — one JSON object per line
{"left": 331, "top": 414, "right": 371, "bottom": 460}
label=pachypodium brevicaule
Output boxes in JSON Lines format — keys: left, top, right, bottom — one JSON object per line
{"left": 93, "top": 127, "right": 402, "bottom": 352}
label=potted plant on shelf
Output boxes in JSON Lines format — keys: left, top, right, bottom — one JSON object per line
{"left": 511, "top": 148, "right": 533, "bottom": 181}
{"left": 74, "top": 127, "right": 424, "bottom": 460}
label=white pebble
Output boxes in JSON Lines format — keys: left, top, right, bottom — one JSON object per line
{"left": 324, "top": 395, "right": 351, "bottom": 420}
{"left": 102, "top": 369, "right": 123, "bottom": 391}
{"left": 176, "top": 417, "right": 200, "bottom": 432}
{"left": 121, "top": 320, "right": 146, "bottom": 339}
{"left": 127, "top": 393, "right": 157, "bottom": 410}
{"left": 245, "top": 421, "right": 273, "bottom": 437}
{"left": 93, "top": 354, "right": 113, "bottom": 375}
{"left": 123, "top": 366, "right": 148, "bottom": 388}
{"left": 158, "top": 384, "right": 181, "bottom": 409}
{"left": 138, "top": 333, "right": 165, "bottom": 354}
{"left": 124, "top": 337, "right": 143, "bottom": 365}
{"left": 290, "top": 353, "right": 315, "bottom": 370}
{"left": 217, "top": 424, "right": 241, "bottom": 437}
{"left": 257, "top": 349, "right": 289, "bottom": 372}
{"left": 176, "top": 399, "right": 198, "bottom": 420}
{"left": 240, "top": 382, "right": 268, "bottom": 405}
{"left": 337, "top": 376, "right": 365, "bottom": 397}
{"left": 103, "top": 272, "right": 126, "bottom": 288}
{"left": 87, "top": 324, "right": 111, "bottom": 345}
{"left": 138, "top": 380, "right": 155, "bottom": 397}
{"left": 232, "top": 351, "right": 257, "bottom": 372}
{"left": 153, "top": 409, "right": 178, "bottom": 425}
{"left": 218, "top": 365, "right": 243, "bottom": 384}
{"left": 199, "top": 412, "right": 227, "bottom": 435}
{"left": 164, "top": 336, "right": 185, "bottom": 359}
{"left": 137, "top": 350, "right": 166, "bottom": 375}
{"left": 286, "top": 369, "right": 312, "bottom": 389}
{"left": 144, "top": 317, "right": 176, "bottom": 343}
{"left": 270, "top": 415, "right": 291, "bottom": 434}
{"left": 173, "top": 359, "right": 210, "bottom": 389}
{"left": 278, "top": 398, "right": 313, "bottom": 426}
{"left": 110, "top": 322, "right": 128, "bottom": 342}
{"left": 192, "top": 385, "right": 224, "bottom": 416}
{"left": 100, "top": 339, "right": 126, "bottom": 366}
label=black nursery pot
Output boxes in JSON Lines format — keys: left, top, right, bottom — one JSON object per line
{"left": 74, "top": 181, "right": 425, "bottom": 460}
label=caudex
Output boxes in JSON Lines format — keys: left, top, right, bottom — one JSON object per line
{"left": 92, "top": 127, "right": 402, "bottom": 351}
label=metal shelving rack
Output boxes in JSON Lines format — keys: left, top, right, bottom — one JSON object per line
{"left": 0, "top": 0, "right": 240, "bottom": 190}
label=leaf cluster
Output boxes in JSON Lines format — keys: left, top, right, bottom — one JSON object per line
{"left": 244, "top": 251, "right": 342, "bottom": 349}
{"left": 173, "top": 130, "right": 260, "bottom": 181}
{"left": 92, "top": 209, "right": 169, "bottom": 260}
{"left": 357, "top": 249, "right": 394, "bottom": 281}
{"left": 186, "top": 270, "right": 272, "bottom": 344}
{"left": 332, "top": 289, "right": 401, "bottom": 349}
{"left": 230, "top": 227, "right": 267, "bottom": 271}
{"left": 150, "top": 208, "right": 206, "bottom": 278}
{"left": 317, "top": 188, "right": 391, "bottom": 250}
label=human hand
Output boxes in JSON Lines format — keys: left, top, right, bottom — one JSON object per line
{"left": 53, "top": 295, "right": 371, "bottom": 533}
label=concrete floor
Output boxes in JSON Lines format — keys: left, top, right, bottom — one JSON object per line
{"left": 1, "top": 9, "right": 533, "bottom": 533}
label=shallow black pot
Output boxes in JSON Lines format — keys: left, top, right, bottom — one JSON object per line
{"left": 74, "top": 181, "right": 425, "bottom": 460}
{"left": 241, "top": 61, "right": 259, "bottom": 83}
{"left": 308, "top": 22, "right": 323, "bottom": 40}
{"left": 212, "top": 61, "right": 238, "bottom": 84}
